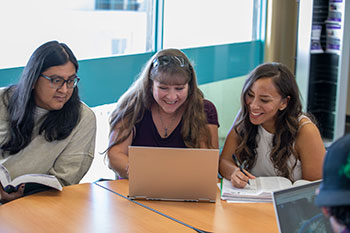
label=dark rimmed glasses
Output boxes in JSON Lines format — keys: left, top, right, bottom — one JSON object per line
{"left": 41, "top": 74, "right": 80, "bottom": 89}
{"left": 152, "top": 55, "right": 189, "bottom": 68}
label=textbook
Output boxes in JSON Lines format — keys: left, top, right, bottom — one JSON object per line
{"left": 0, "top": 164, "right": 62, "bottom": 193}
{"left": 220, "top": 177, "right": 313, "bottom": 203}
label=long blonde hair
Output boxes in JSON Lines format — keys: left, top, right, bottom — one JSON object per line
{"left": 108, "top": 48, "right": 212, "bottom": 149}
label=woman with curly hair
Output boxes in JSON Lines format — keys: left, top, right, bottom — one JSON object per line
{"left": 107, "top": 48, "right": 219, "bottom": 178}
{"left": 219, "top": 62, "right": 325, "bottom": 188}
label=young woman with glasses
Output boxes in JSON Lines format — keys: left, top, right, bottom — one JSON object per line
{"left": 0, "top": 41, "right": 96, "bottom": 203}
{"left": 107, "top": 48, "right": 219, "bottom": 178}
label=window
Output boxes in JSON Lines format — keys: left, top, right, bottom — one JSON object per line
{"left": 163, "top": 0, "right": 258, "bottom": 49}
{"left": 0, "top": 0, "right": 154, "bottom": 69}
{"left": 95, "top": 0, "right": 140, "bottom": 10}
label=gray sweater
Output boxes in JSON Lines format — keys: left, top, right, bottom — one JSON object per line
{"left": 0, "top": 88, "right": 96, "bottom": 186}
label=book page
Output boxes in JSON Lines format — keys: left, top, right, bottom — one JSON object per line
{"left": 0, "top": 164, "right": 12, "bottom": 187}
{"left": 293, "top": 179, "right": 313, "bottom": 186}
{"left": 256, "top": 176, "right": 293, "bottom": 193}
{"left": 11, "top": 174, "right": 62, "bottom": 191}
{"left": 221, "top": 178, "right": 263, "bottom": 197}
{"left": 1, "top": 164, "right": 62, "bottom": 191}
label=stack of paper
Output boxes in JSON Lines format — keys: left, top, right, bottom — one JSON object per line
{"left": 220, "top": 177, "right": 312, "bottom": 203}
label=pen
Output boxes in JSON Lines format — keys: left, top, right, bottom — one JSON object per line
{"left": 232, "top": 154, "right": 250, "bottom": 185}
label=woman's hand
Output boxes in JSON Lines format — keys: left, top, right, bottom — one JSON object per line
{"left": 125, "top": 164, "right": 129, "bottom": 178}
{"left": 0, "top": 183, "right": 25, "bottom": 204}
{"left": 230, "top": 167, "right": 256, "bottom": 188}
{"left": 107, "top": 124, "right": 133, "bottom": 179}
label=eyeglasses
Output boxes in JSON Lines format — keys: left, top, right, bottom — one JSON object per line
{"left": 152, "top": 55, "right": 189, "bottom": 68}
{"left": 41, "top": 74, "right": 80, "bottom": 89}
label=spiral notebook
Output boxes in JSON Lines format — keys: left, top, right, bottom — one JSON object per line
{"left": 128, "top": 146, "right": 219, "bottom": 202}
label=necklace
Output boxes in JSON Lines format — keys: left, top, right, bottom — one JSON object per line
{"left": 157, "top": 106, "right": 176, "bottom": 137}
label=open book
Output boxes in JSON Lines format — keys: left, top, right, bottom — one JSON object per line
{"left": 0, "top": 164, "right": 62, "bottom": 193}
{"left": 220, "top": 177, "right": 313, "bottom": 203}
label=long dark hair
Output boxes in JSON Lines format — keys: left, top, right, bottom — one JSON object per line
{"left": 234, "top": 62, "right": 303, "bottom": 181}
{"left": 1, "top": 41, "right": 81, "bottom": 155}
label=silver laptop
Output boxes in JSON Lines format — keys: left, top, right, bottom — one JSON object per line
{"left": 128, "top": 146, "right": 219, "bottom": 202}
{"left": 272, "top": 180, "right": 332, "bottom": 233}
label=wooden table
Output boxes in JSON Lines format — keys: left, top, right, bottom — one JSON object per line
{"left": 0, "top": 183, "right": 193, "bottom": 233}
{"left": 97, "top": 180, "right": 279, "bottom": 233}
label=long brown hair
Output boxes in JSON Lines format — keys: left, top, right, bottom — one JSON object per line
{"left": 108, "top": 48, "right": 212, "bottom": 149}
{"left": 234, "top": 62, "right": 303, "bottom": 181}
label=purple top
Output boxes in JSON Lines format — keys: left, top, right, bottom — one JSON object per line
{"left": 132, "top": 99, "right": 219, "bottom": 148}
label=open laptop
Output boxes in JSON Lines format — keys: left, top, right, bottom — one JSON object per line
{"left": 272, "top": 180, "right": 332, "bottom": 233}
{"left": 128, "top": 146, "right": 219, "bottom": 202}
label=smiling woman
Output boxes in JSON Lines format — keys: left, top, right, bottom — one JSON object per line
{"left": 0, "top": 41, "right": 96, "bottom": 203}
{"left": 219, "top": 62, "right": 326, "bottom": 189}
{"left": 245, "top": 77, "right": 288, "bottom": 133}
{"left": 106, "top": 48, "right": 219, "bottom": 178}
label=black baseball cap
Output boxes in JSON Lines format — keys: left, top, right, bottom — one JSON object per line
{"left": 315, "top": 134, "right": 350, "bottom": 207}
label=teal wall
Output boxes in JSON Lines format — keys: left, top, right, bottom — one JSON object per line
{"left": 0, "top": 41, "right": 263, "bottom": 107}
{"left": 199, "top": 75, "right": 247, "bottom": 147}
{"left": 0, "top": 67, "right": 23, "bottom": 87}
{"left": 78, "top": 52, "right": 152, "bottom": 106}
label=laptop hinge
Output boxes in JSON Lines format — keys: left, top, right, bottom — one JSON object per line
{"left": 198, "top": 198, "right": 211, "bottom": 202}
{"left": 129, "top": 195, "right": 147, "bottom": 200}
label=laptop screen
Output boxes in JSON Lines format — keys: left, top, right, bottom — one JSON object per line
{"left": 272, "top": 181, "right": 332, "bottom": 233}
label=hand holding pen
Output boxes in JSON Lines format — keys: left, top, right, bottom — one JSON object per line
{"left": 239, "top": 160, "right": 250, "bottom": 185}
{"left": 231, "top": 154, "right": 255, "bottom": 187}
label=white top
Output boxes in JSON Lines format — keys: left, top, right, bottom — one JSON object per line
{"left": 250, "top": 115, "right": 312, "bottom": 181}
